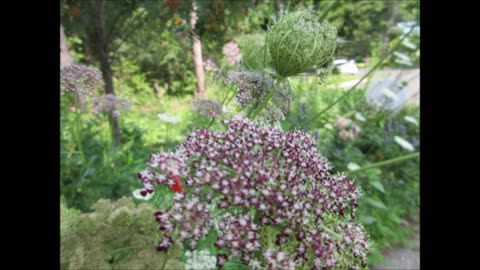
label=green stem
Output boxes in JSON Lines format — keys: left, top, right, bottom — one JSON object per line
{"left": 318, "top": 223, "right": 342, "bottom": 241}
{"left": 108, "top": 244, "right": 152, "bottom": 255}
{"left": 160, "top": 250, "right": 169, "bottom": 270}
{"left": 165, "top": 123, "right": 169, "bottom": 145}
{"left": 249, "top": 79, "right": 283, "bottom": 119}
{"left": 74, "top": 111, "right": 87, "bottom": 166}
{"left": 301, "top": 24, "right": 418, "bottom": 128}
{"left": 347, "top": 152, "right": 419, "bottom": 174}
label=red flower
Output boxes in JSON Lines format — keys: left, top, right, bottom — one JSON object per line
{"left": 170, "top": 175, "right": 184, "bottom": 193}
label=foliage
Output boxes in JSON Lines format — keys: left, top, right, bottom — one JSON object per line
{"left": 60, "top": 197, "right": 184, "bottom": 270}
{"left": 60, "top": 1, "right": 420, "bottom": 269}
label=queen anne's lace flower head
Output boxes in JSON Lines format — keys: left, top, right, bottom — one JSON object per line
{"left": 60, "top": 64, "right": 104, "bottom": 96}
{"left": 137, "top": 118, "right": 369, "bottom": 268}
{"left": 191, "top": 99, "right": 223, "bottom": 117}
{"left": 267, "top": 8, "right": 337, "bottom": 78}
{"left": 157, "top": 113, "right": 181, "bottom": 124}
{"left": 90, "top": 94, "right": 134, "bottom": 117}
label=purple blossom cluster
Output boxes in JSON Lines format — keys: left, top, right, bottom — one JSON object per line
{"left": 222, "top": 41, "right": 241, "bottom": 65}
{"left": 225, "top": 72, "right": 290, "bottom": 121}
{"left": 203, "top": 58, "right": 219, "bottom": 72}
{"left": 60, "top": 64, "right": 104, "bottom": 96}
{"left": 190, "top": 99, "right": 223, "bottom": 117}
{"left": 90, "top": 94, "right": 134, "bottom": 117}
{"left": 136, "top": 118, "right": 368, "bottom": 268}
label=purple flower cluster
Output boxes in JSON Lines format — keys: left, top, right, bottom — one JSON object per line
{"left": 203, "top": 58, "right": 219, "bottom": 72}
{"left": 136, "top": 118, "right": 368, "bottom": 268}
{"left": 225, "top": 72, "right": 290, "bottom": 121}
{"left": 60, "top": 64, "right": 104, "bottom": 96}
{"left": 190, "top": 99, "right": 223, "bottom": 117}
{"left": 223, "top": 41, "right": 241, "bottom": 65}
{"left": 90, "top": 94, "right": 134, "bottom": 117}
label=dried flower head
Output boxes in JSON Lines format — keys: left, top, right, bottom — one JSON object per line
{"left": 90, "top": 94, "right": 134, "bottom": 117}
{"left": 60, "top": 64, "right": 104, "bottom": 96}
{"left": 336, "top": 117, "right": 361, "bottom": 141}
{"left": 191, "top": 99, "right": 223, "bottom": 117}
{"left": 136, "top": 118, "right": 369, "bottom": 268}
{"left": 335, "top": 117, "right": 353, "bottom": 129}
{"left": 267, "top": 8, "right": 337, "bottom": 78}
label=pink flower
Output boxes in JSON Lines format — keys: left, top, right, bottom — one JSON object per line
{"left": 70, "top": 106, "right": 76, "bottom": 111}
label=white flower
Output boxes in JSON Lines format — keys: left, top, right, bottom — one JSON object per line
{"left": 132, "top": 189, "right": 154, "bottom": 200}
{"left": 382, "top": 88, "right": 398, "bottom": 100}
{"left": 355, "top": 112, "right": 366, "bottom": 122}
{"left": 157, "top": 113, "right": 181, "bottom": 124}
{"left": 394, "top": 136, "right": 415, "bottom": 151}
{"left": 222, "top": 105, "right": 234, "bottom": 113}
{"left": 347, "top": 162, "right": 360, "bottom": 171}
{"left": 185, "top": 249, "right": 216, "bottom": 270}
{"left": 404, "top": 116, "right": 418, "bottom": 126}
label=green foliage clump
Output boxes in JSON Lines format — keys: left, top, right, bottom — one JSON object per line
{"left": 267, "top": 8, "right": 337, "bottom": 78}
{"left": 236, "top": 33, "right": 271, "bottom": 71}
{"left": 60, "top": 197, "right": 184, "bottom": 270}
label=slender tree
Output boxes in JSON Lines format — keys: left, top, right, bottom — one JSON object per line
{"left": 190, "top": 0, "right": 206, "bottom": 97}
{"left": 94, "top": 0, "right": 121, "bottom": 146}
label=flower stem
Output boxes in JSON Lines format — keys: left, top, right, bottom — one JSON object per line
{"left": 249, "top": 79, "right": 283, "bottom": 119}
{"left": 301, "top": 24, "right": 418, "bottom": 128}
{"left": 165, "top": 123, "right": 169, "bottom": 146}
{"left": 160, "top": 250, "right": 169, "bottom": 270}
{"left": 347, "top": 152, "right": 420, "bottom": 174}
{"left": 73, "top": 110, "right": 87, "bottom": 166}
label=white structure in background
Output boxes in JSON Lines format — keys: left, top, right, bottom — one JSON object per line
{"left": 366, "top": 79, "right": 406, "bottom": 114}
{"left": 332, "top": 59, "right": 359, "bottom": 75}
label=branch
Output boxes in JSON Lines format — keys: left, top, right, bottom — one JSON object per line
{"left": 105, "top": 6, "right": 136, "bottom": 46}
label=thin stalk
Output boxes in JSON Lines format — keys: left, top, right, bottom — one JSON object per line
{"left": 301, "top": 24, "right": 418, "bottom": 128}
{"left": 347, "top": 152, "right": 419, "bottom": 174}
{"left": 73, "top": 111, "right": 87, "bottom": 166}
{"left": 248, "top": 81, "right": 279, "bottom": 119}
{"left": 165, "top": 123, "right": 169, "bottom": 145}
{"left": 160, "top": 250, "right": 169, "bottom": 270}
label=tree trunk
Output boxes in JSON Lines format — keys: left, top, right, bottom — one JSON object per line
{"left": 190, "top": 1, "right": 206, "bottom": 97}
{"left": 60, "top": 25, "right": 73, "bottom": 66}
{"left": 95, "top": 0, "right": 121, "bottom": 146}
{"left": 61, "top": 24, "right": 86, "bottom": 110}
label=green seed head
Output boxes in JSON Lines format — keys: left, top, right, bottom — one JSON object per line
{"left": 267, "top": 8, "right": 337, "bottom": 78}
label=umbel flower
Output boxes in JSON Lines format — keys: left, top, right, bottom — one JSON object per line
{"left": 190, "top": 99, "right": 223, "bottom": 117}
{"left": 267, "top": 8, "right": 337, "bottom": 78}
{"left": 223, "top": 41, "right": 241, "bottom": 65}
{"left": 136, "top": 118, "right": 369, "bottom": 269}
{"left": 90, "top": 94, "right": 134, "bottom": 117}
{"left": 60, "top": 64, "right": 104, "bottom": 96}
{"left": 225, "top": 72, "right": 290, "bottom": 122}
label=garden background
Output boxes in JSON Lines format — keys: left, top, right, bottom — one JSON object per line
{"left": 60, "top": 0, "right": 420, "bottom": 269}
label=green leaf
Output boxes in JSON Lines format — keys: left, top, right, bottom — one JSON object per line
{"left": 369, "top": 180, "right": 385, "bottom": 193}
{"left": 223, "top": 261, "right": 250, "bottom": 270}
{"left": 366, "top": 198, "right": 387, "bottom": 209}
{"left": 360, "top": 216, "right": 376, "bottom": 225}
